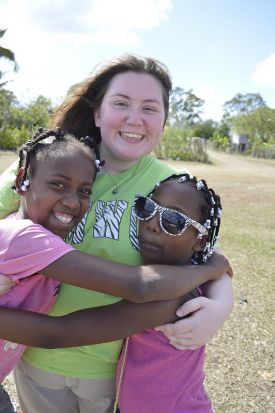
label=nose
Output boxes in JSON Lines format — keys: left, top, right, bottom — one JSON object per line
{"left": 126, "top": 107, "right": 143, "bottom": 126}
{"left": 145, "top": 213, "right": 161, "bottom": 234}
{"left": 61, "top": 192, "right": 81, "bottom": 210}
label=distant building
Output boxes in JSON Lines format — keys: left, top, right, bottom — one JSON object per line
{"left": 231, "top": 132, "right": 249, "bottom": 152}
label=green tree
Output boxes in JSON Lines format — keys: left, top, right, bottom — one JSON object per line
{"left": 192, "top": 119, "right": 218, "bottom": 140}
{"left": 169, "top": 87, "right": 204, "bottom": 127}
{"left": 223, "top": 93, "right": 266, "bottom": 119}
{"left": 0, "top": 29, "right": 18, "bottom": 88}
{"left": 10, "top": 95, "right": 52, "bottom": 130}
{"left": 0, "top": 88, "right": 18, "bottom": 130}
{"left": 231, "top": 106, "right": 275, "bottom": 144}
{"left": 0, "top": 93, "right": 53, "bottom": 150}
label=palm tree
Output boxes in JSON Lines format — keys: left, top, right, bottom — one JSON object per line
{"left": 0, "top": 29, "right": 18, "bottom": 88}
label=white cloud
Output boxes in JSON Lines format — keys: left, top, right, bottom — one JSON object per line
{"left": 0, "top": 0, "right": 173, "bottom": 101}
{"left": 1, "top": 0, "right": 173, "bottom": 44}
{"left": 85, "top": 0, "right": 172, "bottom": 32}
{"left": 250, "top": 53, "right": 275, "bottom": 87}
{"left": 195, "top": 86, "right": 224, "bottom": 121}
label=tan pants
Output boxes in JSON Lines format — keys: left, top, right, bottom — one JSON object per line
{"left": 14, "top": 358, "right": 116, "bottom": 413}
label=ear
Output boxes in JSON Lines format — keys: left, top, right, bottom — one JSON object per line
{"left": 94, "top": 108, "right": 101, "bottom": 127}
{"left": 192, "top": 235, "right": 207, "bottom": 252}
{"left": 15, "top": 168, "right": 28, "bottom": 195}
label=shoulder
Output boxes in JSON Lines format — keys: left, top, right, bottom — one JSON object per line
{"left": 0, "top": 215, "right": 64, "bottom": 250}
{"left": 0, "top": 214, "right": 33, "bottom": 244}
{"left": 137, "top": 155, "right": 176, "bottom": 182}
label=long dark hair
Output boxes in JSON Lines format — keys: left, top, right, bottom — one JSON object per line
{"left": 50, "top": 54, "right": 172, "bottom": 142}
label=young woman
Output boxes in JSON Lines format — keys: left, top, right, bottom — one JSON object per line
{"left": 0, "top": 54, "right": 233, "bottom": 413}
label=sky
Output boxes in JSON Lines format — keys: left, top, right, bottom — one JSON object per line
{"left": 1, "top": 0, "right": 275, "bottom": 121}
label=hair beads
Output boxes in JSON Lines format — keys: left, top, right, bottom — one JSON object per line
{"left": 15, "top": 128, "right": 104, "bottom": 190}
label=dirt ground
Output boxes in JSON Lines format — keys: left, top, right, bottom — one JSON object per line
{"left": 1, "top": 149, "right": 275, "bottom": 413}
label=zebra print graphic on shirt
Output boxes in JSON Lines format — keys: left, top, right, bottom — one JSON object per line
{"left": 129, "top": 205, "right": 140, "bottom": 251}
{"left": 94, "top": 200, "right": 128, "bottom": 239}
{"left": 66, "top": 199, "right": 140, "bottom": 250}
{"left": 66, "top": 202, "right": 93, "bottom": 244}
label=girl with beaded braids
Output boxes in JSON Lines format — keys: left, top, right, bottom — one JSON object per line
{"left": 115, "top": 173, "right": 224, "bottom": 413}
{"left": 0, "top": 54, "right": 233, "bottom": 413}
{"left": 0, "top": 129, "right": 229, "bottom": 404}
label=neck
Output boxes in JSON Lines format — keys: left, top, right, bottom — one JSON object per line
{"left": 17, "top": 204, "right": 29, "bottom": 220}
{"left": 99, "top": 143, "right": 140, "bottom": 175}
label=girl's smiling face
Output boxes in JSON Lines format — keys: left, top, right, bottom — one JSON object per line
{"left": 138, "top": 180, "right": 206, "bottom": 265}
{"left": 95, "top": 71, "right": 166, "bottom": 172}
{"left": 18, "top": 151, "right": 95, "bottom": 238}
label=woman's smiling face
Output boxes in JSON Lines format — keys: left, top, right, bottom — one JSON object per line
{"left": 95, "top": 71, "right": 166, "bottom": 171}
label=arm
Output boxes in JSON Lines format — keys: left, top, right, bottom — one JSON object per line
{"left": 0, "top": 295, "right": 190, "bottom": 348}
{"left": 0, "top": 163, "right": 229, "bottom": 304}
{"left": 42, "top": 250, "right": 230, "bottom": 303}
{"left": 155, "top": 274, "right": 234, "bottom": 350}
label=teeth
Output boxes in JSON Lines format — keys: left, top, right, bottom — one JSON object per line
{"left": 54, "top": 213, "right": 73, "bottom": 224}
{"left": 121, "top": 132, "right": 143, "bottom": 141}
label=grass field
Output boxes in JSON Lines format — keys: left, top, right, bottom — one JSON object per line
{"left": 1, "top": 149, "right": 275, "bottom": 413}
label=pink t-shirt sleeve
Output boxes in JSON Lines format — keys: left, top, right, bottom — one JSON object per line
{"left": 0, "top": 220, "right": 74, "bottom": 382}
{"left": 0, "top": 223, "right": 73, "bottom": 281}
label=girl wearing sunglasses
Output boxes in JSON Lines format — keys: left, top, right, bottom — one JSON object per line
{"left": 116, "top": 173, "right": 223, "bottom": 413}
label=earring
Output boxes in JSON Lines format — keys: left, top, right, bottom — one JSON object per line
{"left": 197, "top": 233, "right": 203, "bottom": 239}
{"left": 21, "top": 179, "right": 30, "bottom": 191}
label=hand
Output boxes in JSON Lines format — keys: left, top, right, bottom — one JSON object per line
{"left": 205, "top": 250, "right": 233, "bottom": 280}
{"left": 155, "top": 295, "right": 230, "bottom": 350}
{"left": 0, "top": 275, "right": 15, "bottom": 295}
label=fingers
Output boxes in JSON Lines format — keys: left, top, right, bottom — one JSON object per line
{"left": 0, "top": 275, "right": 15, "bottom": 294}
{"left": 168, "top": 335, "right": 202, "bottom": 350}
{"left": 226, "top": 265, "right": 234, "bottom": 278}
{"left": 156, "top": 297, "right": 208, "bottom": 336}
{"left": 169, "top": 343, "right": 201, "bottom": 351}
{"left": 155, "top": 317, "right": 197, "bottom": 337}
{"left": 176, "top": 296, "right": 207, "bottom": 318}
{"left": 155, "top": 323, "right": 180, "bottom": 336}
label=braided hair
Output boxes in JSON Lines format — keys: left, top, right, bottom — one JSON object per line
{"left": 149, "top": 173, "right": 222, "bottom": 265}
{"left": 14, "top": 127, "right": 104, "bottom": 190}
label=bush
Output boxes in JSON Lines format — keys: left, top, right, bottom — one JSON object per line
{"left": 210, "top": 132, "right": 230, "bottom": 150}
{"left": 251, "top": 141, "right": 275, "bottom": 159}
{"left": 154, "top": 127, "right": 208, "bottom": 162}
{"left": 0, "top": 126, "right": 29, "bottom": 150}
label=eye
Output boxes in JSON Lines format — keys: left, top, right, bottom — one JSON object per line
{"left": 80, "top": 188, "right": 92, "bottom": 197}
{"left": 143, "top": 106, "right": 158, "bottom": 113}
{"left": 113, "top": 101, "right": 128, "bottom": 108}
{"left": 50, "top": 181, "right": 65, "bottom": 190}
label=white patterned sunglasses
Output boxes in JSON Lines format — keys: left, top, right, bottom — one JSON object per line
{"left": 134, "top": 195, "right": 208, "bottom": 237}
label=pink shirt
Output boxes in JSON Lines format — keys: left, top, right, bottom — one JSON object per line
{"left": 118, "top": 328, "right": 213, "bottom": 413}
{"left": 0, "top": 214, "right": 73, "bottom": 381}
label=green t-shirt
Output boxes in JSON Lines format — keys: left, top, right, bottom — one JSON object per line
{"left": 0, "top": 155, "right": 184, "bottom": 379}
{"left": 0, "top": 160, "right": 20, "bottom": 218}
